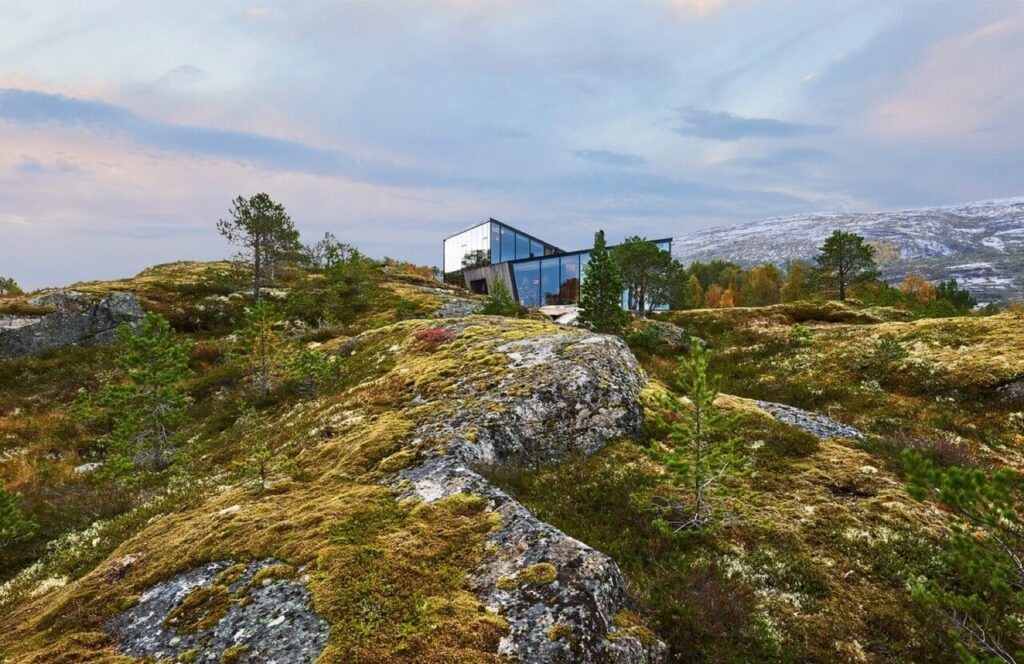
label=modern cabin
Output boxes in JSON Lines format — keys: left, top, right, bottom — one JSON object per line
{"left": 442, "top": 218, "right": 672, "bottom": 311}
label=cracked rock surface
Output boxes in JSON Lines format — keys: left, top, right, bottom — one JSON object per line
{"left": 0, "top": 290, "right": 145, "bottom": 359}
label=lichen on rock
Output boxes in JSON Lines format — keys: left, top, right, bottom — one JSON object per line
{"left": 107, "top": 559, "right": 328, "bottom": 663}
{"left": 0, "top": 290, "right": 145, "bottom": 359}
{"left": 390, "top": 322, "right": 666, "bottom": 662}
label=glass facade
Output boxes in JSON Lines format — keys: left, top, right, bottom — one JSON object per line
{"left": 443, "top": 219, "right": 558, "bottom": 276}
{"left": 444, "top": 220, "right": 672, "bottom": 311}
{"left": 443, "top": 221, "right": 493, "bottom": 274}
{"left": 509, "top": 238, "right": 673, "bottom": 309}
{"left": 513, "top": 260, "right": 541, "bottom": 307}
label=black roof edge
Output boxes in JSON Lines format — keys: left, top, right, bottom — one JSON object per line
{"left": 498, "top": 237, "right": 673, "bottom": 266}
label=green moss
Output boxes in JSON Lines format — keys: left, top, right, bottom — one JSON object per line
{"left": 518, "top": 563, "right": 557, "bottom": 585}
{"left": 547, "top": 623, "right": 573, "bottom": 641}
{"left": 178, "top": 649, "right": 199, "bottom": 663}
{"left": 495, "top": 562, "right": 558, "bottom": 590}
{"left": 220, "top": 644, "right": 248, "bottom": 664}
{"left": 250, "top": 564, "right": 293, "bottom": 586}
{"left": 375, "top": 447, "right": 417, "bottom": 473}
{"left": 0, "top": 302, "right": 57, "bottom": 316}
{"left": 610, "top": 609, "right": 657, "bottom": 645}
{"left": 213, "top": 563, "right": 247, "bottom": 588}
{"left": 164, "top": 585, "right": 232, "bottom": 634}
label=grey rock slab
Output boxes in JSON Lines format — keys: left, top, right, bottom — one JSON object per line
{"left": 393, "top": 328, "right": 666, "bottom": 662}
{"left": 0, "top": 290, "right": 145, "bottom": 359}
{"left": 432, "top": 297, "right": 478, "bottom": 318}
{"left": 753, "top": 400, "right": 864, "bottom": 440}
{"left": 108, "top": 559, "right": 329, "bottom": 663}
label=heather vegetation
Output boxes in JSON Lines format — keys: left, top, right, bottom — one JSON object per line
{"left": 1, "top": 209, "right": 1022, "bottom": 663}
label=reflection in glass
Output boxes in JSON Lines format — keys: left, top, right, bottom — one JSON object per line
{"left": 516, "top": 232, "right": 530, "bottom": 260}
{"left": 540, "top": 258, "right": 561, "bottom": 305}
{"left": 559, "top": 255, "right": 580, "bottom": 303}
{"left": 531, "top": 239, "right": 544, "bottom": 258}
{"left": 500, "top": 225, "right": 515, "bottom": 263}
{"left": 512, "top": 260, "right": 541, "bottom": 307}
{"left": 491, "top": 224, "right": 502, "bottom": 264}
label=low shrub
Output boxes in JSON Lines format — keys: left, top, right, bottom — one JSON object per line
{"left": 412, "top": 327, "right": 456, "bottom": 348}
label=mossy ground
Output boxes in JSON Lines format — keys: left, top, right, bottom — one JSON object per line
{"left": 0, "top": 262, "right": 514, "bottom": 662}
{"left": 485, "top": 304, "right": 1022, "bottom": 662}
{"left": 3, "top": 263, "right": 1021, "bottom": 664}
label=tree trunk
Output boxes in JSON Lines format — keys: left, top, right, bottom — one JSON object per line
{"left": 253, "top": 240, "right": 263, "bottom": 303}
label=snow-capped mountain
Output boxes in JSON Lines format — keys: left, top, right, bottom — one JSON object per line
{"left": 672, "top": 198, "right": 1024, "bottom": 303}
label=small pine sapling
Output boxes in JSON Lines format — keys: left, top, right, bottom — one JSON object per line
{"left": 476, "top": 279, "right": 520, "bottom": 317}
{"left": 903, "top": 452, "right": 1023, "bottom": 662}
{"left": 232, "top": 408, "right": 297, "bottom": 491}
{"left": 236, "top": 301, "right": 290, "bottom": 397}
{"left": 79, "top": 313, "right": 193, "bottom": 479}
{"left": 290, "top": 347, "right": 339, "bottom": 398}
{"left": 0, "top": 488, "right": 36, "bottom": 550}
{"left": 651, "top": 341, "right": 747, "bottom": 531}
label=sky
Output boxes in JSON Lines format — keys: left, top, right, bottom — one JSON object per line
{"left": 1, "top": 1, "right": 1023, "bottom": 290}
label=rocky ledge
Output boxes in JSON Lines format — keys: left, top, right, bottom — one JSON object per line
{"left": 108, "top": 559, "right": 329, "bottom": 663}
{"left": 753, "top": 399, "right": 864, "bottom": 440}
{"left": 0, "top": 290, "right": 145, "bottom": 359}
{"left": 96, "top": 319, "right": 665, "bottom": 662}
{"left": 394, "top": 327, "right": 666, "bottom": 662}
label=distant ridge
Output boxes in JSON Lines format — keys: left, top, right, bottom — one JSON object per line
{"left": 672, "top": 198, "right": 1024, "bottom": 303}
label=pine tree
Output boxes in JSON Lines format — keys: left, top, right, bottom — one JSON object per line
{"left": 652, "top": 342, "right": 746, "bottom": 530}
{"left": 477, "top": 279, "right": 520, "bottom": 316}
{"left": 85, "top": 313, "right": 194, "bottom": 476}
{"left": 0, "top": 488, "right": 36, "bottom": 550}
{"left": 579, "top": 231, "right": 628, "bottom": 334}
{"left": 815, "top": 230, "right": 879, "bottom": 301}
{"left": 612, "top": 237, "right": 675, "bottom": 317}
{"left": 237, "top": 301, "right": 288, "bottom": 397}
{"left": 0, "top": 277, "right": 23, "bottom": 296}
{"left": 904, "top": 452, "right": 1023, "bottom": 662}
{"left": 217, "top": 193, "right": 301, "bottom": 302}
{"left": 231, "top": 408, "right": 297, "bottom": 491}
{"left": 290, "top": 347, "right": 338, "bottom": 398}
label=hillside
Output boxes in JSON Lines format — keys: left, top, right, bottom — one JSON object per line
{"left": 672, "top": 198, "right": 1024, "bottom": 303}
{"left": 1, "top": 263, "right": 1022, "bottom": 663}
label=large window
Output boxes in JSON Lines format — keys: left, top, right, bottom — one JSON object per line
{"left": 559, "top": 255, "right": 580, "bottom": 303}
{"left": 500, "top": 225, "right": 515, "bottom": 263}
{"left": 443, "top": 221, "right": 492, "bottom": 274}
{"left": 540, "top": 258, "right": 561, "bottom": 305}
{"left": 513, "top": 260, "right": 541, "bottom": 307}
{"left": 531, "top": 239, "right": 544, "bottom": 259}
{"left": 516, "top": 232, "right": 530, "bottom": 260}
{"left": 491, "top": 225, "right": 502, "bottom": 265}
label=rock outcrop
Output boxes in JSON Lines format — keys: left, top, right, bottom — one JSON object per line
{"left": 108, "top": 559, "right": 328, "bottom": 663}
{"left": 25, "top": 318, "right": 663, "bottom": 662}
{"left": 0, "top": 290, "right": 145, "bottom": 359}
{"left": 753, "top": 400, "right": 864, "bottom": 440}
{"left": 394, "top": 329, "right": 666, "bottom": 662}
